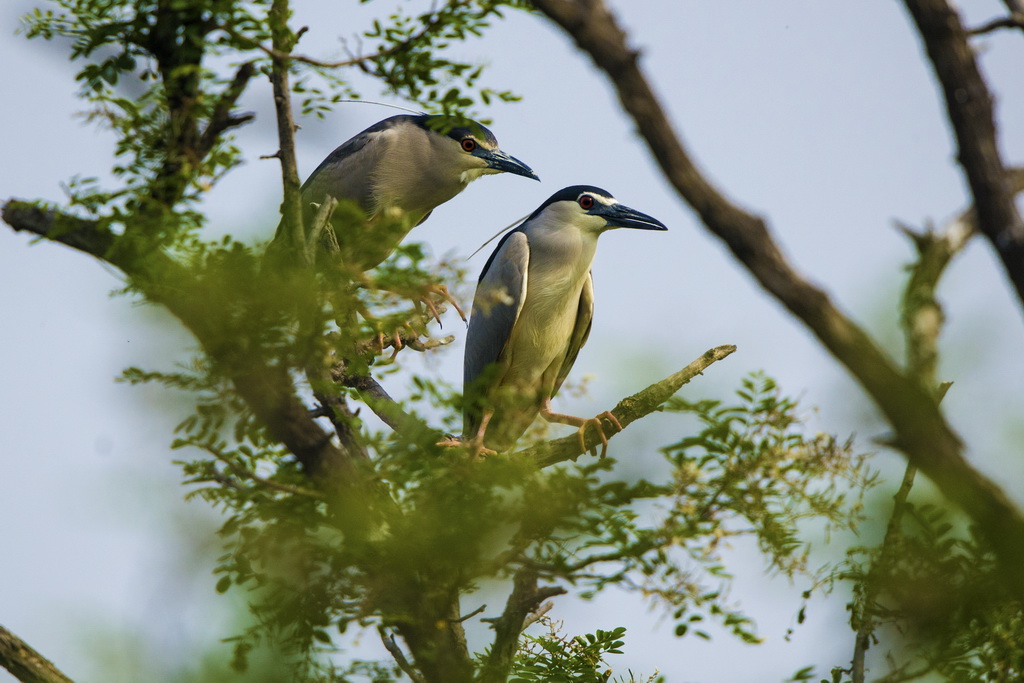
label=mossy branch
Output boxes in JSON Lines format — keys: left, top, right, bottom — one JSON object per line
{"left": 519, "top": 344, "right": 737, "bottom": 468}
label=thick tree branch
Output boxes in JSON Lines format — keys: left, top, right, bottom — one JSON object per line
{"left": 519, "top": 344, "right": 736, "bottom": 468}
{"left": 903, "top": 0, "right": 1024, "bottom": 309}
{"left": 0, "top": 625, "right": 73, "bottom": 683}
{"left": 2, "top": 200, "right": 348, "bottom": 486}
{"left": 529, "top": 0, "right": 1024, "bottom": 594}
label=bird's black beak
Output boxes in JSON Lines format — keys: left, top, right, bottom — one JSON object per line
{"left": 597, "top": 202, "right": 668, "bottom": 231}
{"left": 480, "top": 149, "right": 540, "bottom": 181}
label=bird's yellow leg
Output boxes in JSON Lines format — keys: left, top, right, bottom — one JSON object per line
{"left": 539, "top": 399, "right": 622, "bottom": 459}
{"left": 436, "top": 411, "right": 496, "bottom": 459}
{"left": 423, "top": 283, "right": 467, "bottom": 323}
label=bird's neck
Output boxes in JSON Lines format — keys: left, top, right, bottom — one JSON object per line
{"left": 372, "top": 135, "right": 467, "bottom": 219}
{"left": 526, "top": 218, "right": 599, "bottom": 286}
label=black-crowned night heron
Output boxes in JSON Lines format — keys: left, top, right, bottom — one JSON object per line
{"left": 461, "top": 185, "right": 667, "bottom": 456}
{"left": 272, "top": 114, "right": 538, "bottom": 271}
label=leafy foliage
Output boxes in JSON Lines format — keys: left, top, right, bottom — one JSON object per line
{"left": 508, "top": 622, "right": 661, "bottom": 683}
{"left": 829, "top": 498, "right": 1024, "bottom": 682}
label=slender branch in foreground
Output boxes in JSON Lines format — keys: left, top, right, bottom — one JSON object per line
{"left": 529, "top": 0, "right": 1024, "bottom": 596}
{"left": 851, "top": 207, "right": 971, "bottom": 683}
{"left": 0, "top": 625, "right": 73, "bottom": 683}
{"left": 519, "top": 345, "right": 736, "bottom": 468}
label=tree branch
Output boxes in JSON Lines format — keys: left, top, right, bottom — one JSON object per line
{"left": 219, "top": 6, "right": 449, "bottom": 71}
{"left": 2, "top": 200, "right": 349, "bottom": 487}
{"left": 379, "top": 628, "right": 426, "bottom": 683}
{"left": 268, "top": 0, "right": 307, "bottom": 265}
{"left": 518, "top": 344, "right": 736, "bottom": 468}
{"left": 852, "top": 211, "right": 968, "bottom": 682}
{"left": 529, "top": 0, "right": 1024, "bottom": 595}
{"left": 903, "top": 0, "right": 1024, "bottom": 309}
{"left": 479, "top": 567, "right": 567, "bottom": 683}
{"left": 197, "top": 61, "right": 257, "bottom": 159}
{"left": 0, "top": 625, "right": 73, "bottom": 683}
{"left": 967, "top": 12, "right": 1024, "bottom": 36}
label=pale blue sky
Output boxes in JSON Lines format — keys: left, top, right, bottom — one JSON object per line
{"left": 3, "top": 1, "right": 1024, "bottom": 681}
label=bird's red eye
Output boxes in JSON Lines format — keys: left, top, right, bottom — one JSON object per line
{"left": 461, "top": 138, "right": 477, "bottom": 152}
{"left": 578, "top": 195, "right": 595, "bottom": 210}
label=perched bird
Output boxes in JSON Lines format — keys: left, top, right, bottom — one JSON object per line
{"left": 462, "top": 185, "right": 667, "bottom": 455}
{"left": 272, "top": 114, "right": 538, "bottom": 271}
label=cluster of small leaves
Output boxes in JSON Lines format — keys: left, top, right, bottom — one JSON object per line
{"left": 360, "top": 0, "right": 530, "bottom": 118}
{"left": 509, "top": 621, "right": 660, "bottom": 683}
{"left": 835, "top": 500, "right": 1024, "bottom": 682}
{"left": 663, "top": 373, "right": 874, "bottom": 573}
{"left": 19, "top": 1, "right": 280, "bottom": 249}
{"left": 122, "top": 356, "right": 364, "bottom": 670}
{"left": 512, "top": 374, "right": 873, "bottom": 647}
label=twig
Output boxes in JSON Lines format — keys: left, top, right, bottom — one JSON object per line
{"left": 520, "top": 601, "right": 555, "bottom": 631}
{"left": 452, "top": 604, "right": 487, "bottom": 623}
{"left": 968, "top": 12, "right": 1024, "bottom": 35}
{"left": 519, "top": 345, "right": 736, "bottom": 467}
{"left": 332, "top": 363, "right": 435, "bottom": 436}
{"left": 378, "top": 628, "right": 425, "bottom": 683}
{"left": 197, "top": 61, "right": 257, "bottom": 158}
{"left": 207, "top": 448, "right": 325, "bottom": 499}
{"left": 306, "top": 196, "right": 339, "bottom": 264}
{"left": 217, "top": 5, "right": 448, "bottom": 70}
{"left": 0, "top": 625, "right": 74, "bottom": 683}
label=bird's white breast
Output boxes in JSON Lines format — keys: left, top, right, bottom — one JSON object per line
{"left": 501, "top": 210, "right": 598, "bottom": 390}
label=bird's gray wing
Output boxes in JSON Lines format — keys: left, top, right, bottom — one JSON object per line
{"left": 299, "top": 119, "right": 402, "bottom": 214}
{"left": 463, "top": 230, "right": 529, "bottom": 429}
{"left": 269, "top": 117, "right": 415, "bottom": 250}
{"left": 552, "top": 270, "right": 594, "bottom": 397}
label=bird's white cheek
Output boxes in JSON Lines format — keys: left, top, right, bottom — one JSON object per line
{"left": 460, "top": 167, "right": 491, "bottom": 184}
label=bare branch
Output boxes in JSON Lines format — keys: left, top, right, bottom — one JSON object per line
{"left": 197, "top": 61, "right": 257, "bottom": 159}
{"left": 519, "top": 344, "right": 736, "bottom": 468}
{"left": 968, "top": 12, "right": 1024, "bottom": 35}
{"left": 0, "top": 625, "right": 73, "bottom": 683}
{"left": 378, "top": 628, "right": 425, "bottom": 683}
{"left": 530, "top": 0, "right": 1024, "bottom": 596}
